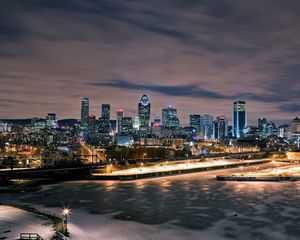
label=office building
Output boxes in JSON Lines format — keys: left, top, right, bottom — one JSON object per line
{"left": 200, "top": 114, "right": 213, "bottom": 140}
{"left": 213, "top": 116, "right": 228, "bottom": 140}
{"left": 162, "top": 106, "right": 179, "bottom": 128}
{"left": 190, "top": 114, "right": 201, "bottom": 131}
{"left": 116, "top": 109, "right": 124, "bottom": 133}
{"left": 138, "top": 94, "right": 151, "bottom": 130}
{"left": 99, "top": 104, "right": 110, "bottom": 134}
{"left": 120, "top": 117, "right": 133, "bottom": 135}
{"left": 233, "top": 100, "right": 246, "bottom": 138}
{"left": 81, "top": 97, "right": 89, "bottom": 132}
{"left": 101, "top": 104, "right": 110, "bottom": 119}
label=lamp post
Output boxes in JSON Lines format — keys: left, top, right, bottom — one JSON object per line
{"left": 62, "top": 208, "right": 70, "bottom": 233}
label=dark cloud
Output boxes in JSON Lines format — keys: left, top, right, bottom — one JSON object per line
{"left": 90, "top": 78, "right": 227, "bottom": 99}
{"left": 278, "top": 103, "right": 300, "bottom": 113}
{"left": 0, "top": 0, "right": 299, "bottom": 123}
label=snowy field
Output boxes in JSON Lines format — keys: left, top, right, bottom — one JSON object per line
{"left": 0, "top": 205, "right": 54, "bottom": 240}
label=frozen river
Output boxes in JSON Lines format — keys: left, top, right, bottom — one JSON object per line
{"left": 2, "top": 163, "right": 300, "bottom": 240}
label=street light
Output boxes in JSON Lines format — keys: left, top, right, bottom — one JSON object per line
{"left": 62, "top": 208, "right": 70, "bottom": 221}
{"left": 62, "top": 207, "right": 70, "bottom": 233}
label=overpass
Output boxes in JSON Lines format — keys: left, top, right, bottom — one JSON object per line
{"left": 0, "top": 166, "right": 96, "bottom": 180}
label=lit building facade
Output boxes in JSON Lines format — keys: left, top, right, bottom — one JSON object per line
{"left": 162, "top": 106, "right": 179, "bottom": 128}
{"left": 213, "top": 116, "right": 228, "bottom": 140}
{"left": 200, "top": 114, "right": 213, "bottom": 140}
{"left": 120, "top": 117, "right": 133, "bottom": 135}
{"left": 99, "top": 104, "right": 110, "bottom": 135}
{"left": 116, "top": 109, "right": 124, "bottom": 134}
{"left": 138, "top": 94, "right": 151, "bottom": 130}
{"left": 290, "top": 117, "right": 300, "bottom": 144}
{"left": 190, "top": 114, "right": 201, "bottom": 131}
{"left": 233, "top": 100, "right": 246, "bottom": 138}
{"left": 81, "top": 97, "right": 89, "bottom": 133}
{"left": 46, "top": 113, "right": 57, "bottom": 129}
{"left": 101, "top": 104, "right": 110, "bottom": 119}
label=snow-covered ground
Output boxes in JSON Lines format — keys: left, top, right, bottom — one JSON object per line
{"left": 2, "top": 163, "right": 300, "bottom": 240}
{"left": 0, "top": 205, "right": 55, "bottom": 240}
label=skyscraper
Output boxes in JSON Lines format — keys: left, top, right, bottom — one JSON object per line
{"left": 233, "top": 100, "right": 246, "bottom": 138}
{"left": 138, "top": 94, "right": 151, "bottom": 130}
{"left": 162, "top": 106, "right": 179, "bottom": 128}
{"left": 101, "top": 104, "right": 110, "bottom": 119}
{"left": 200, "top": 114, "right": 213, "bottom": 139}
{"left": 81, "top": 97, "right": 89, "bottom": 132}
{"left": 213, "top": 116, "right": 228, "bottom": 140}
{"left": 258, "top": 117, "right": 268, "bottom": 138}
{"left": 99, "top": 104, "right": 110, "bottom": 135}
{"left": 116, "top": 109, "right": 124, "bottom": 133}
{"left": 190, "top": 114, "right": 201, "bottom": 131}
{"left": 120, "top": 117, "right": 133, "bottom": 135}
{"left": 152, "top": 115, "right": 161, "bottom": 137}
{"left": 290, "top": 117, "right": 300, "bottom": 144}
{"left": 133, "top": 116, "right": 140, "bottom": 131}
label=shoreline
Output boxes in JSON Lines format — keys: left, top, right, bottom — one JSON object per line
{"left": 0, "top": 202, "right": 69, "bottom": 239}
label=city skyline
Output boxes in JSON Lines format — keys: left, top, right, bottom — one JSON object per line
{"left": 0, "top": 94, "right": 296, "bottom": 126}
{"left": 0, "top": 1, "right": 299, "bottom": 123}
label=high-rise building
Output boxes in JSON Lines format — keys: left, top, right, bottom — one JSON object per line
{"left": 138, "top": 94, "right": 151, "bottom": 130}
{"left": 81, "top": 97, "right": 89, "bottom": 132}
{"left": 258, "top": 117, "right": 267, "bottom": 131}
{"left": 290, "top": 117, "right": 300, "bottom": 144}
{"left": 190, "top": 114, "right": 201, "bottom": 131}
{"left": 213, "top": 116, "right": 228, "bottom": 140}
{"left": 233, "top": 100, "right": 246, "bottom": 138}
{"left": 99, "top": 104, "right": 110, "bottom": 135}
{"left": 89, "top": 115, "right": 96, "bottom": 135}
{"left": 101, "top": 104, "right": 110, "bottom": 119}
{"left": 200, "top": 114, "right": 213, "bottom": 139}
{"left": 152, "top": 116, "right": 161, "bottom": 137}
{"left": 98, "top": 118, "right": 110, "bottom": 135}
{"left": 162, "top": 106, "right": 179, "bottom": 128}
{"left": 257, "top": 117, "right": 277, "bottom": 138}
{"left": 133, "top": 116, "right": 140, "bottom": 131}
{"left": 116, "top": 109, "right": 124, "bottom": 133}
{"left": 120, "top": 117, "right": 133, "bottom": 135}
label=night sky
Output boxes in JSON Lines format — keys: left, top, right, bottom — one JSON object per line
{"left": 1, "top": 0, "right": 299, "bottom": 125}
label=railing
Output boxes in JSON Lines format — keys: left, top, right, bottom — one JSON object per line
{"left": 56, "top": 232, "right": 70, "bottom": 240}
{"left": 20, "top": 233, "right": 43, "bottom": 240}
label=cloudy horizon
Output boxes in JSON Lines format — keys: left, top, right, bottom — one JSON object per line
{"left": 1, "top": 0, "right": 299, "bottom": 125}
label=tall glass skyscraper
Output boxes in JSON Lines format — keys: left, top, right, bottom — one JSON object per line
{"left": 190, "top": 114, "right": 201, "bottom": 131}
{"left": 213, "top": 116, "right": 228, "bottom": 140}
{"left": 81, "top": 97, "right": 89, "bottom": 132}
{"left": 200, "top": 114, "right": 213, "bottom": 140}
{"left": 233, "top": 100, "right": 246, "bottom": 138}
{"left": 99, "top": 104, "right": 111, "bottom": 135}
{"left": 138, "top": 94, "right": 151, "bottom": 130}
{"left": 101, "top": 104, "right": 110, "bottom": 119}
{"left": 162, "top": 106, "right": 179, "bottom": 128}
{"left": 116, "top": 108, "right": 124, "bottom": 134}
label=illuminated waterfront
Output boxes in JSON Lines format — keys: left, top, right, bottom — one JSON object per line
{"left": 2, "top": 163, "right": 300, "bottom": 240}
{"left": 93, "top": 158, "right": 271, "bottom": 180}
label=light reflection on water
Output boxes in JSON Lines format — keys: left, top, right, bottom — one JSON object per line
{"left": 4, "top": 168, "right": 300, "bottom": 239}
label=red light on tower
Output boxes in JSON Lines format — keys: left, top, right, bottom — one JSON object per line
{"left": 153, "top": 122, "right": 160, "bottom": 127}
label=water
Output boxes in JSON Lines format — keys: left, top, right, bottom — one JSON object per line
{"left": 2, "top": 165, "right": 300, "bottom": 240}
